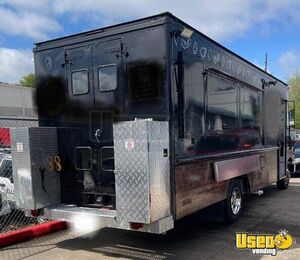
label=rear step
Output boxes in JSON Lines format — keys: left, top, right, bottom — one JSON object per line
{"left": 43, "top": 204, "right": 117, "bottom": 220}
{"left": 39, "top": 204, "right": 174, "bottom": 234}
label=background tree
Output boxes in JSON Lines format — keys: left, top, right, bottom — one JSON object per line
{"left": 19, "top": 73, "right": 36, "bottom": 88}
{"left": 288, "top": 72, "right": 300, "bottom": 129}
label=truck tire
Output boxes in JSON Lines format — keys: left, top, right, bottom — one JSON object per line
{"left": 224, "top": 179, "right": 243, "bottom": 223}
{"left": 277, "top": 177, "right": 289, "bottom": 190}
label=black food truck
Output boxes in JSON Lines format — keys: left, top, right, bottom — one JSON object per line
{"left": 11, "top": 13, "right": 293, "bottom": 233}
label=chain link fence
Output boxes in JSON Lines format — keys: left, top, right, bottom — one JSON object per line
{"left": 0, "top": 120, "right": 40, "bottom": 234}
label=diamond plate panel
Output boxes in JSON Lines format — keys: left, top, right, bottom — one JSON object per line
{"left": 114, "top": 121, "right": 149, "bottom": 223}
{"left": 113, "top": 120, "right": 170, "bottom": 224}
{"left": 148, "top": 121, "right": 170, "bottom": 222}
{"left": 10, "top": 128, "right": 32, "bottom": 209}
{"left": 11, "top": 127, "right": 61, "bottom": 210}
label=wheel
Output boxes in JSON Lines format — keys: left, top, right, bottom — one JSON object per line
{"left": 277, "top": 177, "right": 289, "bottom": 190}
{"left": 224, "top": 179, "right": 243, "bottom": 223}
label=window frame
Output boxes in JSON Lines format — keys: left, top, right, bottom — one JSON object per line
{"left": 74, "top": 146, "right": 93, "bottom": 171}
{"left": 127, "top": 61, "right": 164, "bottom": 103}
{"left": 205, "top": 70, "right": 262, "bottom": 133}
{"left": 206, "top": 73, "right": 239, "bottom": 131}
{"left": 71, "top": 69, "right": 89, "bottom": 96}
{"left": 98, "top": 63, "right": 117, "bottom": 92}
{"left": 239, "top": 85, "right": 262, "bottom": 132}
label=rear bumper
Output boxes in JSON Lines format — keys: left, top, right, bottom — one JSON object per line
{"left": 33, "top": 204, "right": 174, "bottom": 234}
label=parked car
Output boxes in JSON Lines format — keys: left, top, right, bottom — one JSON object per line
{"left": 296, "top": 133, "right": 300, "bottom": 143}
{"left": 293, "top": 142, "right": 300, "bottom": 174}
{"left": 0, "top": 153, "right": 14, "bottom": 216}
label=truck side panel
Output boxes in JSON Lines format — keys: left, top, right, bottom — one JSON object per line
{"left": 175, "top": 149, "right": 278, "bottom": 219}
{"left": 169, "top": 20, "right": 286, "bottom": 220}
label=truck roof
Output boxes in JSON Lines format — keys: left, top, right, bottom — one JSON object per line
{"left": 35, "top": 12, "right": 287, "bottom": 86}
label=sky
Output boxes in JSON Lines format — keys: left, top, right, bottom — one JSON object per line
{"left": 0, "top": 0, "right": 300, "bottom": 84}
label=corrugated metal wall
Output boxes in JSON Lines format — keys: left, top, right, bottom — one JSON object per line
{"left": 0, "top": 83, "right": 38, "bottom": 120}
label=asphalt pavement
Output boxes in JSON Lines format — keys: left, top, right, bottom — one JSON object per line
{"left": 1, "top": 175, "right": 300, "bottom": 260}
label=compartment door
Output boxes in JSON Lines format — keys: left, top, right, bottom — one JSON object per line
{"left": 279, "top": 99, "right": 287, "bottom": 179}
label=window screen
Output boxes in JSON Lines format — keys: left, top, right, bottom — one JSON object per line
{"left": 128, "top": 62, "right": 163, "bottom": 102}
{"left": 72, "top": 70, "right": 89, "bottom": 95}
{"left": 240, "top": 88, "right": 261, "bottom": 130}
{"left": 207, "top": 75, "right": 238, "bottom": 130}
{"left": 99, "top": 65, "right": 117, "bottom": 91}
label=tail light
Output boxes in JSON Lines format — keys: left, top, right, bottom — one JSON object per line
{"left": 31, "top": 210, "right": 41, "bottom": 217}
{"left": 130, "top": 222, "right": 144, "bottom": 230}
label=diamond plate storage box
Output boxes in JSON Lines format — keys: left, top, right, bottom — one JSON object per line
{"left": 113, "top": 120, "right": 171, "bottom": 224}
{"left": 10, "top": 127, "right": 61, "bottom": 210}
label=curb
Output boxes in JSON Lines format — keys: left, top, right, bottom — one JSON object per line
{"left": 0, "top": 221, "right": 68, "bottom": 248}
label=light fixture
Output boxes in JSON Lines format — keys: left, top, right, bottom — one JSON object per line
{"left": 180, "top": 28, "right": 193, "bottom": 38}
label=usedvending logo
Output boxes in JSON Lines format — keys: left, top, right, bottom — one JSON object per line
{"left": 236, "top": 230, "right": 295, "bottom": 256}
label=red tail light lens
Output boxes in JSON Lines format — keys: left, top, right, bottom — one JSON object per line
{"left": 31, "top": 210, "right": 40, "bottom": 217}
{"left": 130, "top": 222, "right": 144, "bottom": 230}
